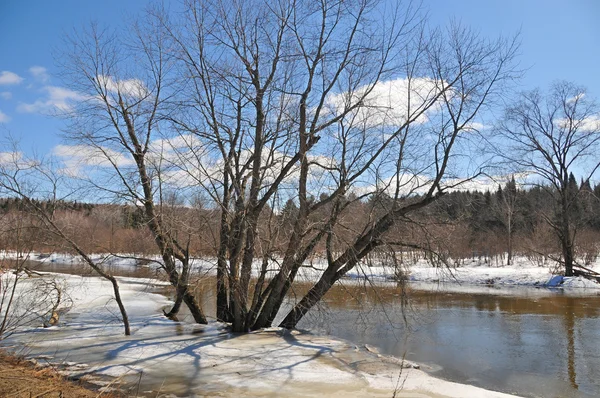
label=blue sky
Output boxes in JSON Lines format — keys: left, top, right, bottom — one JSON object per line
{"left": 0, "top": 0, "right": 599, "bottom": 157}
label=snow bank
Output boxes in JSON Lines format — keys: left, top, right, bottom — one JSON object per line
{"left": 545, "top": 274, "right": 600, "bottom": 289}
{"left": 7, "top": 249, "right": 600, "bottom": 292}
{"left": 2, "top": 273, "right": 523, "bottom": 398}
{"left": 406, "top": 258, "right": 600, "bottom": 290}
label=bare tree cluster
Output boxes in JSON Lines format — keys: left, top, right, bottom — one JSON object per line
{"left": 1, "top": 0, "right": 519, "bottom": 333}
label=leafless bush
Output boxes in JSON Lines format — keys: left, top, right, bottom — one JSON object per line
{"left": 0, "top": 256, "right": 67, "bottom": 339}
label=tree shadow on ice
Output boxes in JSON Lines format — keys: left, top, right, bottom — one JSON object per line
{"left": 56, "top": 329, "right": 336, "bottom": 395}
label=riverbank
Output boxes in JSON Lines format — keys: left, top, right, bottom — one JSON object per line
{"left": 7, "top": 250, "right": 600, "bottom": 291}
{"left": 0, "top": 351, "right": 117, "bottom": 397}
{"left": 404, "top": 258, "right": 600, "bottom": 289}
{"left": 1, "top": 272, "right": 523, "bottom": 398}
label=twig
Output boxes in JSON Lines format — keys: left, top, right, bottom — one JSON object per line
{"left": 32, "top": 388, "right": 58, "bottom": 398}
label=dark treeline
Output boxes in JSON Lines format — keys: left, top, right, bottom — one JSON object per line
{"left": 0, "top": 198, "right": 95, "bottom": 214}
{"left": 423, "top": 175, "right": 600, "bottom": 265}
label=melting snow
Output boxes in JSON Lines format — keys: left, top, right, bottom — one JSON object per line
{"left": 1, "top": 272, "right": 523, "bottom": 397}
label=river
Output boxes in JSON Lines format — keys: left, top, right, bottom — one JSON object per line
{"left": 298, "top": 282, "right": 600, "bottom": 398}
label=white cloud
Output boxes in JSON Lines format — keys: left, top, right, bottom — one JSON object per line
{"left": 566, "top": 92, "right": 585, "bottom": 104}
{"left": 0, "top": 71, "right": 23, "bottom": 85}
{"left": 381, "top": 173, "right": 432, "bottom": 196}
{"left": 462, "top": 122, "right": 489, "bottom": 132}
{"left": 17, "top": 86, "right": 86, "bottom": 114}
{"left": 97, "top": 75, "right": 149, "bottom": 99}
{"left": 325, "top": 77, "right": 442, "bottom": 128}
{"left": 577, "top": 116, "right": 600, "bottom": 132}
{"left": 353, "top": 171, "right": 532, "bottom": 199}
{"left": 0, "top": 110, "right": 10, "bottom": 123}
{"left": 556, "top": 115, "right": 600, "bottom": 133}
{"left": 52, "top": 135, "right": 333, "bottom": 193}
{"left": 0, "top": 151, "right": 23, "bottom": 164}
{"left": 53, "top": 144, "right": 135, "bottom": 176}
{"left": 54, "top": 144, "right": 134, "bottom": 166}
{"left": 439, "top": 172, "right": 534, "bottom": 193}
{"left": 0, "top": 92, "right": 12, "bottom": 100}
{"left": 149, "top": 134, "right": 202, "bottom": 153}
{"left": 29, "top": 66, "right": 50, "bottom": 82}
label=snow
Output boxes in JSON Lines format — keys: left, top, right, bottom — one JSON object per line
{"left": 405, "top": 258, "right": 600, "bottom": 289}
{"left": 544, "top": 274, "right": 600, "bottom": 289}
{"left": 1, "top": 272, "right": 523, "bottom": 398}
{"left": 4, "top": 249, "right": 600, "bottom": 291}
{"left": 341, "top": 256, "right": 600, "bottom": 291}
{"left": 11, "top": 249, "right": 600, "bottom": 291}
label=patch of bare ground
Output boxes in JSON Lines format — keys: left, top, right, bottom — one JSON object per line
{"left": 0, "top": 351, "right": 119, "bottom": 398}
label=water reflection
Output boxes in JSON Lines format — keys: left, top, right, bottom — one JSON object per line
{"left": 302, "top": 282, "right": 600, "bottom": 398}
{"left": 564, "top": 301, "right": 578, "bottom": 391}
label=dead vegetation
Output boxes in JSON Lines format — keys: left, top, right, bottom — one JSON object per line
{"left": 0, "top": 351, "right": 118, "bottom": 398}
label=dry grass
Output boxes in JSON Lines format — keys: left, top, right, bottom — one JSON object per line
{"left": 0, "top": 351, "right": 120, "bottom": 398}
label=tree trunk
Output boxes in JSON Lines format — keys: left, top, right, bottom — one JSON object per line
{"left": 563, "top": 240, "right": 574, "bottom": 277}
{"left": 216, "top": 257, "right": 230, "bottom": 322}
{"left": 181, "top": 286, "right": 208, "bottom": 324}
{"left": 507, "top": 221, "right": 512, "bottom": 266}
{"left": 164, "top": 292, "right": 183, "bottom": 320}
{"left": 108, "top": 276, "right": 131, "bottom": 336}
{"left": 561, "top": 190, "right": 574, "bottom": 277}
{"left": 161, "top": 255, "right": 207, "bottom": 324}
{"left": 217, "top": 177, "right": 232, "bottom": 322}
{"left": 278, "top": 268, "right": 337, "bottom": 329}
{"left": 276, "top": 195, "right": 439, "bottom": 329}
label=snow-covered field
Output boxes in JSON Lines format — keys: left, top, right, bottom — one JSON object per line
{"left": 406, "top": 257, "right": 600, "bottom": 288}
{"left": 1, "top": 273, "right": 524, "bottom": 398}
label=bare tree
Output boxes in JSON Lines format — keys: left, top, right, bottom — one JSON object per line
{"left": 494, "top": 176, "right": 518, "bottom": 265}
{"left": 498, "top": 82, "right": 600, "bottom": 276}
{"left": 0, "top": 148, "right": 131, "bottom": 335}
{"left": 151, "top": 0, "right": 519, "bottom": 331}
{"left": 57, "top": 17, "right": 208, "bottom": 323}
{"left": 0, "top": 262, "right": 65, "bottom": 339}
{"left": 40, "top": 0, "right": 519, "bottom": 333}
{"left": 0, "top": 186, "right": 70, "bottom": 338}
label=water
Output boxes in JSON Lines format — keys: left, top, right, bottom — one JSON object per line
{"left": 23, "top": 262, "right": 600, "bottom": 397}
{"left": 298, "top": 283, "right": 600, "bottom": 398}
